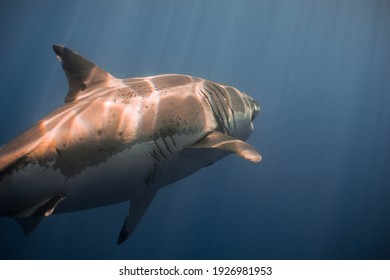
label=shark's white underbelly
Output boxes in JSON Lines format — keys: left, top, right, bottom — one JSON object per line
{"left": 0, "top": 137, "right": 229, "bottom": 215}
{"left": 56, "top": 146, "right": 229, "bottom": 213}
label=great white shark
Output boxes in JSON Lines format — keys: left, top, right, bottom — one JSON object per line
{"left": 0, "top": 45, "right": 261, "bottom": 244}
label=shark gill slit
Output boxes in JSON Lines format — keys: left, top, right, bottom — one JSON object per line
{"left": 198, "top": 89, "right": 225, "bottom": 133}
{"left": 206, "top": 87, "right": 229, "bottom": 133}
{"left": 169, "top": 135, "right": 177, "bottom": 149}
{"left": 212, "top": 84, "right": 236, "bottom": 131}
{"left": 161, "top": 137, "right": 173, "bottom": 154}
{"left": 202, "top": 87, "right": 228, "bottom": 134}
{"left": 153, "top": 139, "right": 167, "bottom": 160}
{"left": 207, "top": 85, "right": 231, "bottom": 132}
{"left": 200, "top": 90, "right": 223, "bottom": 131}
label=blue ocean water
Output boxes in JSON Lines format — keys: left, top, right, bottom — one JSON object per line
{"left": 0, "top": 0, "right": 389, "bottom": 259}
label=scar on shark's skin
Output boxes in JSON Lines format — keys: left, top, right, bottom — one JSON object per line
{"left": 0, "top": 45, "right": 261, "bottom": 244}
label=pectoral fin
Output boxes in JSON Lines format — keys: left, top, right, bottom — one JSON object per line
{"left": 191, "top": 132, "right": 262, "bottom": 163}
{"left": 117, "top": 189, "right": 158, "bottom": 245}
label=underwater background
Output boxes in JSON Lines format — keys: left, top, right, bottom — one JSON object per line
{"left": 0, "top": 0, "right": 389, "bottom": 259}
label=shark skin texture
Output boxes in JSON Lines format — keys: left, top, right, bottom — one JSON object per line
{"left": 0, "top": 45, "right": 261, "bottom": 244}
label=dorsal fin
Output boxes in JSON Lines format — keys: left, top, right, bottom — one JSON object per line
{"left": 53, "top": 45, "right": 116, "bottom": 103}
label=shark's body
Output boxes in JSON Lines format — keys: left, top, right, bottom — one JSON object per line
{"left": 0, "top": 45, "right": 261, "bottom": 243}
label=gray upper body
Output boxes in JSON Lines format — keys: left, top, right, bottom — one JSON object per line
{"left": 0, "top": 45, "right": 261, "bottom": 244}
